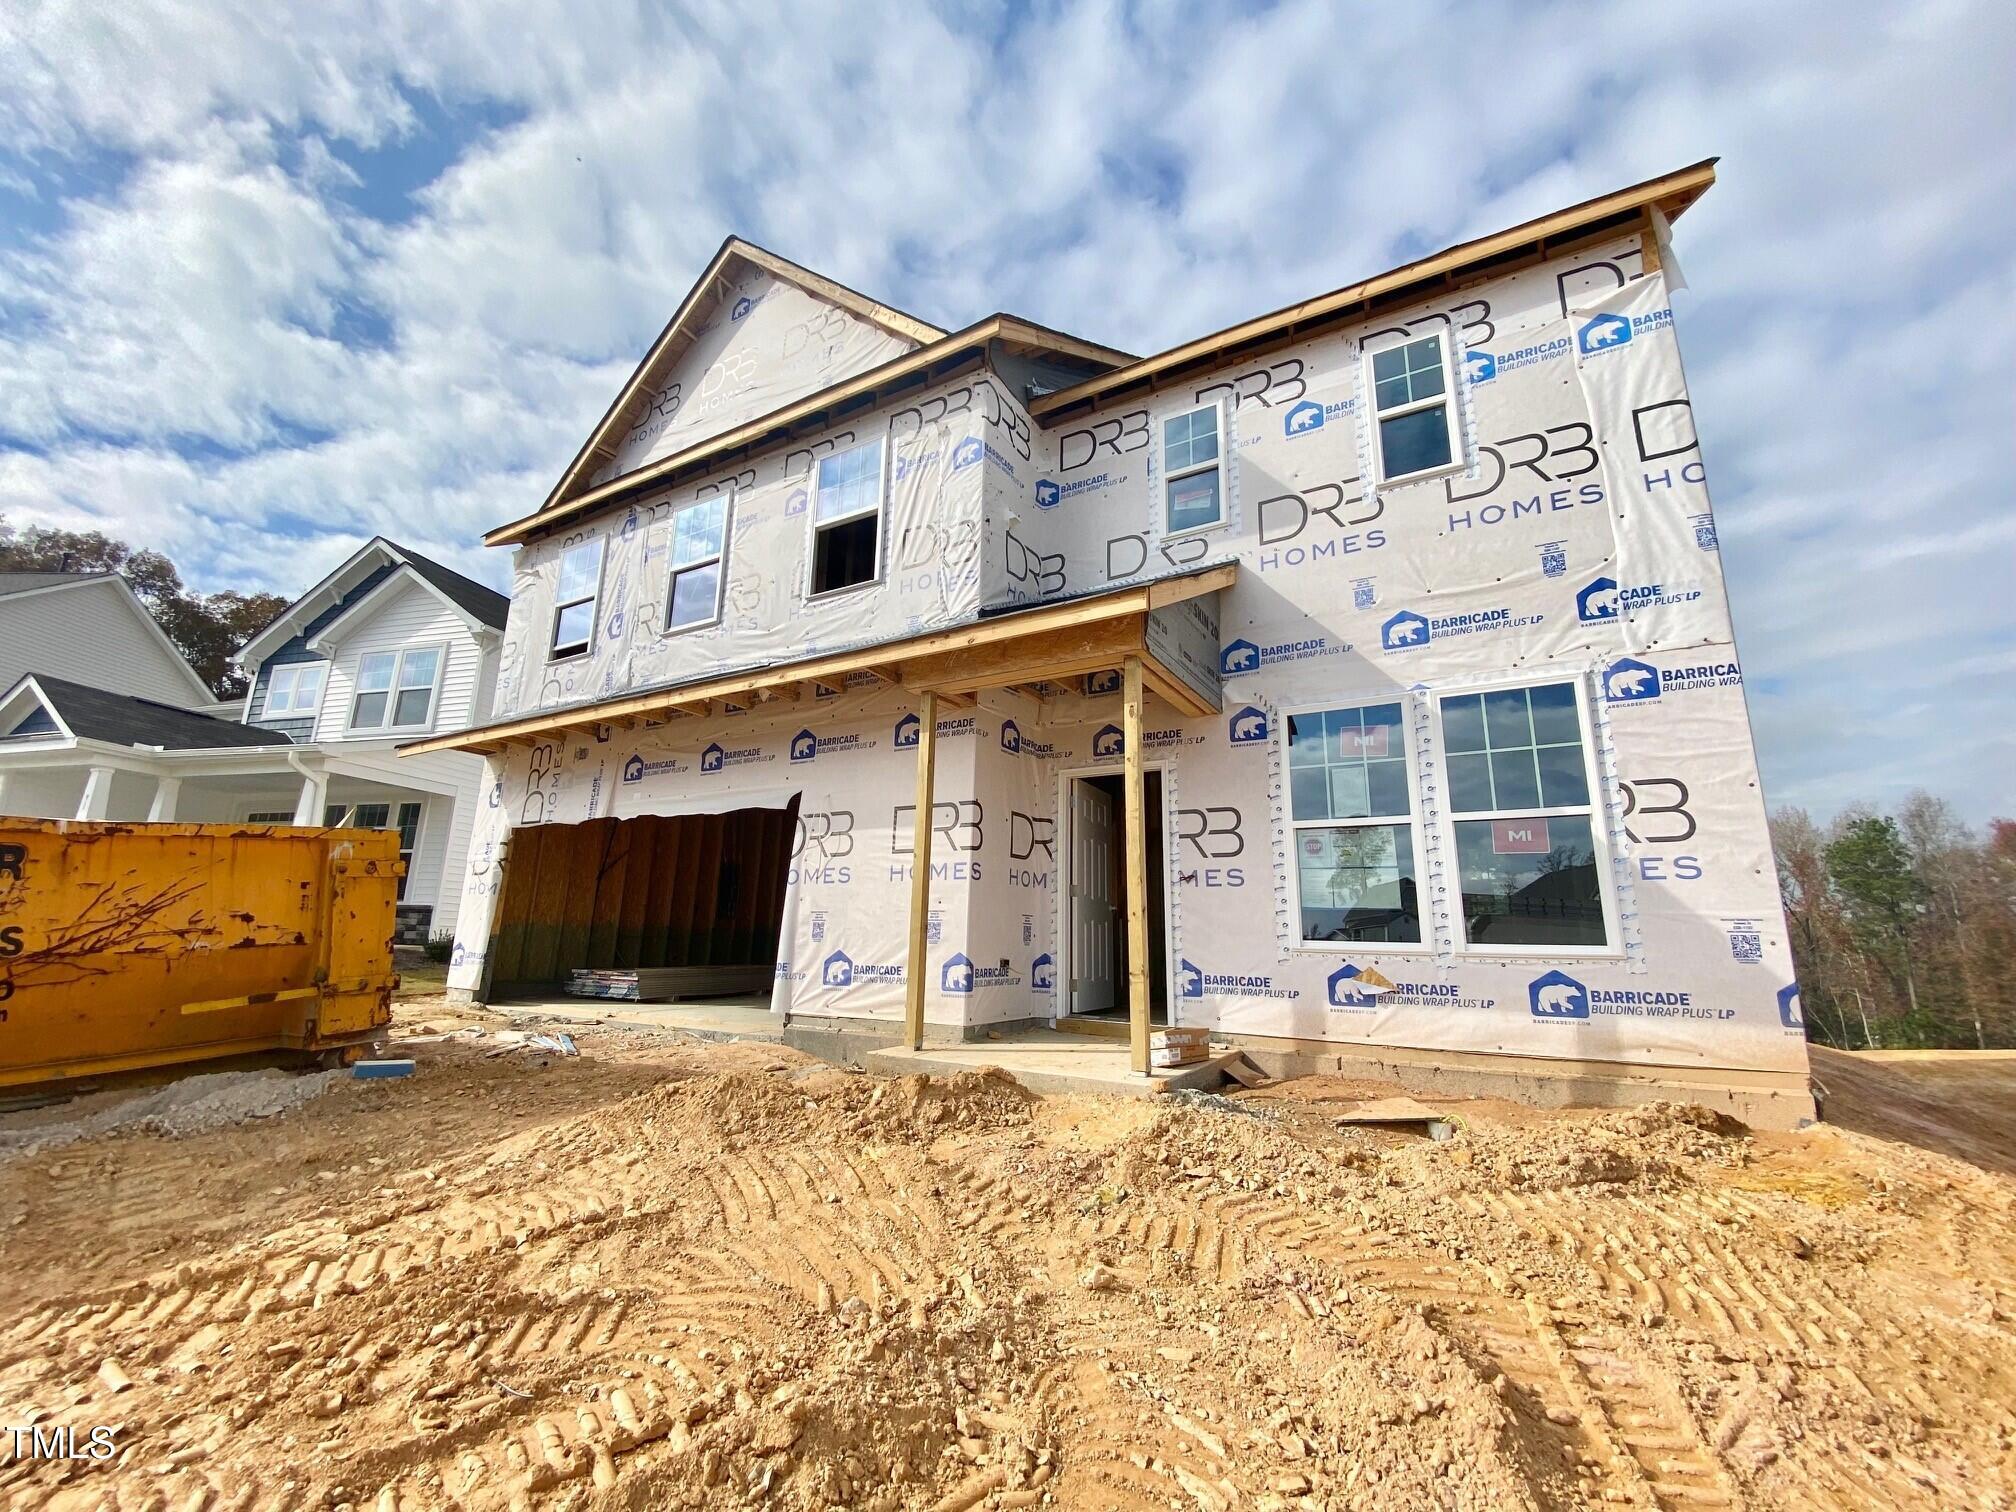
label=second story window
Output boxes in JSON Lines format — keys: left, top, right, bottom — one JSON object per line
{"left": 666, "top": 495, "right": 729, "bottom": 632}
{"left": 808, "top": 439, "right": 884, "bottom": 598}
{"left": 1162, "top": 404, "right": 1223, "bottom": 535}
{"left": 1366, "top": 331, "right": 1459, "bottom": 482}
{"left": 264, "top": 662, "right": 324, "bottom": 717}
{"left": 551, "top": 538, "right": 604, "bottom": 657}
{"left": 350, "top": 646, "right": 442, "bottom": 733}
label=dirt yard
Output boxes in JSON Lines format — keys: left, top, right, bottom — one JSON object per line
{"left": 3, "top": 1008, "right": 2013, "bottom": 1510}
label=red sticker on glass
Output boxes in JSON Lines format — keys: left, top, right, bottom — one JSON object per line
{"left": 1491, "top": 819, "right": 1551, "bottom": 854}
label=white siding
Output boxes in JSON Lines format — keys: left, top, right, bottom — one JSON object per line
{"left": 314, "top": 579, "right": 487, "bottom": 743}
{"left": 314, "top": 744, "right": 486, "bottom": 934}
{"left": 0, "top": 581, "right": 205, "bottom": 705}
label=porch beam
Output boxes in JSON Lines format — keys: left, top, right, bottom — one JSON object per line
{"left": 1122, "top": 657, "right": 1151, "bottom": 1075}
{"left": 903, "top": 690, "right": 939, "bottom": 1051}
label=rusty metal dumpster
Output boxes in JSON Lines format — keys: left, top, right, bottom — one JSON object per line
{"left": 0, "top": 819, "right": 401, "bottom": 1088}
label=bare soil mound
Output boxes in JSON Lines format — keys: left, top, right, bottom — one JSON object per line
{"left": 2, "top": 1012, "right": 2012, "bottom": 1508}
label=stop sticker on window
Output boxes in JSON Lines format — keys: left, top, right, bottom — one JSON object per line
{"left": 1490, "top": 819, "right": 1551, "bottom": 854}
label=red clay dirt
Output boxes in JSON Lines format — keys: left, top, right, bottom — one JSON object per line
{"left": 1, "top": 1003, "right": 2012, "bottom": 1509}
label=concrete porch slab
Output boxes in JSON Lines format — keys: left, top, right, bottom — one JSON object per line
{"left": 862, "top": 1032, "right": 1229, "bottom": 1099}
{"left": 484, "top": 995, "right": 783, "bottom": 1045}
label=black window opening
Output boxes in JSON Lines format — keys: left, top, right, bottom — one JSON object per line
{"left": 811, "top": 513, "right": 879, "bottom": 596}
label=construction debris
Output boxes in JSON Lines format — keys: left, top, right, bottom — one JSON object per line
{"left": 566, "top": 965, "right": 773, "bottom": 1002}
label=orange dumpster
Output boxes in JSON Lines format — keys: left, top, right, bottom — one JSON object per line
{"left": 0, "top": 819, "right": 400, "bottom": 1088}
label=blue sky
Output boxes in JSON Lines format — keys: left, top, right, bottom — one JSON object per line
{"left": 1, "top": 1, "right": 2011, "bottom": 822}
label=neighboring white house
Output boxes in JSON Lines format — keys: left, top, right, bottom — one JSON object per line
{"left": 0, "top": 539, "right": 507, "bottom": 943}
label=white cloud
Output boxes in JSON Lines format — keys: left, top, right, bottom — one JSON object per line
{"left": 0, "top": 0, "right": 2011, "bottom": 820}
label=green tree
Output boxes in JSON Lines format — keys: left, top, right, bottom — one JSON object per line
{"left": 1825, "top": 815, "right": 1931, "bottom": 1038}
{"left": 0, "top": 518, "right": 288, "bottom": 698}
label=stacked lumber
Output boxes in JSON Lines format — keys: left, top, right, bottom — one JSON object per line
{"left": 565, "top": 965, "right": 773, "bottom": 1002}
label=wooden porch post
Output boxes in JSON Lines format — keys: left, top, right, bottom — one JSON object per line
{"left": 1122, "top": 657, "right": 1150, "bottom": 1075}
{"left": 903, "top": 690, "right": 938, "bottom": 1051}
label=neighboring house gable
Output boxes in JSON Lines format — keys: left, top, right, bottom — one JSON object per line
{"left": 0, "top": 573, "right": 213, "bottom": 707}
{"left": 238, "top": 539, "right": 507, "bottom": 743}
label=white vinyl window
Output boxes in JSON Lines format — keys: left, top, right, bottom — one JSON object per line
{"left": 1437, "top": 680, "right": 1612, "bottom": 952}
{"left": 349, "top": 646, "right": 443, "bottom": 732}
{"left": 1365, "top": 331, "right": 1460, "bottom": 482}
{"left": 264, "top": 662, "right": 325, "bottom": 717}
{"left": 1285, "top": 700, "right": 1423, "bottom": 946}
{"left": 807, "top": 438, "right": 885, "bottom": 597}
{"left": 551, "top": 538, "right": 604, "bottom": 657}
{"left": 1161, "top": 404, "right": 1224, "bottom": 535}
{"left": 665, "top": 494, "right": 729, "bottom": 632}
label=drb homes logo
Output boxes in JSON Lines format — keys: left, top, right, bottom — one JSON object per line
{"left": 1035, "top": 478, "right": 1061, "bottom": 509}
{"left": 1228, "top": 706, "right": 1268, "bottom": 745}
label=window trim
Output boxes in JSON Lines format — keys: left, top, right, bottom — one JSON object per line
{"left": 662, "top": 489, "right": 733, "bottom": 637}
{"left": 1159, "top": 400, "right": 1229, "bottom": 540}
{"left": 804, "top": 434, "right": 888, "bottom": 601}
{"left": 347, "top": 643, "right": 448, "bottom": 735}
{"left": 1278, "top": 693, "right": 1432, "bottom": 957}
{"left": 1432, "top": 672, "right": 1623, "bottom": 959}
{"left": 549, "top": 536, "right": 606, "bottom": 660}
{"left": 264, "top": 661, "right": 326, "bottom": 718}
{"left": 1362, "top": 328, "right": 1464, "bottom": 485}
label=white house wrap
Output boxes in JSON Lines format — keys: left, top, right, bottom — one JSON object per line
{"left": 419, "top": 163, "right": 1810, "bottom": 1118}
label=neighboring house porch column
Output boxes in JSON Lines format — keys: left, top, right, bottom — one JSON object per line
{"left": 76, "top": 765, "right": 115, "bottom": 821}
{"left": 291, "top": 767, "right": 328, "bottom": 827}
{"left": 146, "top": 776, "right": 181, "bottom": 823}
{"left": 0, "top": 771, "right": 11, "bottom": 816}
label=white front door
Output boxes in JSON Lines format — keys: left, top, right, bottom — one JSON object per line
{"left": 1069, "top": 779, "right": 1118, "bottom": 1014}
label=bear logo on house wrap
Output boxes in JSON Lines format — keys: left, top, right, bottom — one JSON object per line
{"left": 1777, "top": 983, "right": 1804, "bottom": 1030}
{"left": 1000, "top": 719, "right": 1022, "bottom": 754}
{"left": 1528, "top": 969, "right": 1590, "bottom": 1020}
{"left": 1465, "top": 350, "right": 1497, "bottom": 384}
{"left": 1093, "top": 724, "right": 1124, "bottom": 758}
{"left": 1381, "top": 610, "right": 1430, "bottom": 651}
{"left": 1284, "top": 399, "right": 1324, "bottom": 436}
{"left": 790, "top": 729, "right": 818, "bottom": 762}
{"left": 1031, "top": 954, "right": 1055, "bottom": 992}
{"left": 701, "top": 742, "right": 725, "bottom": 773}
{"left": 1229, "top": 706, "right": 1268, "bottom": 744}
{"left": 941, "top": 954, "right": 974, "bottom": 994}
{"left": 1604, "top": 658, "right": 1661, "bottom": 702}
{"left": 894, "top": 713, "right": 920, "bottom": 750}
{"left": 622, "top": 754, "right": 646, "bottom": 783}
{"left": 1178, "top": 959, "right": 1203, "bottom": 998}
{"left": 821, "top": 950, "right": 854, "bottom": 988}
{"left": 1035, "top": 479, "right": 1060, "bottom": 509}
{"left": 1577, "top": 313, "right": 1632, "bottom": 354}
{"left": 952, "top": 436, "right": 983, "bottom": 471}
{"left": 1577, "top": 576, "right": 1621, "bottom": 623}
{"left": 1221, "top": 639, "right": 1260, "bottom": 675}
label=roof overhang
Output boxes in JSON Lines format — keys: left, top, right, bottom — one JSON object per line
{"left": 487, "top": 313, "right": 1137, "bottom": 549}
{"left": 305, "top": 562, "right": 500, "bottom": 652}
{"left": 401, "top": 562, "right": 1237, "bottom": 758}
{"left": 237, "top": 536, "right": 404, "bottom": 666}
{"left": 1030, "top": 158, "right": 1717, "bottom": 422}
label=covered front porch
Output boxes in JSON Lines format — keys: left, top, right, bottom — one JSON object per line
{"left": 410, "top": 563, "right": 1236, "bottom": 1076}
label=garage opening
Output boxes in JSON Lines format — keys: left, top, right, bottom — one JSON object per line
{"left": 484, "top": 801, "right": 798, "bottom": 1002}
